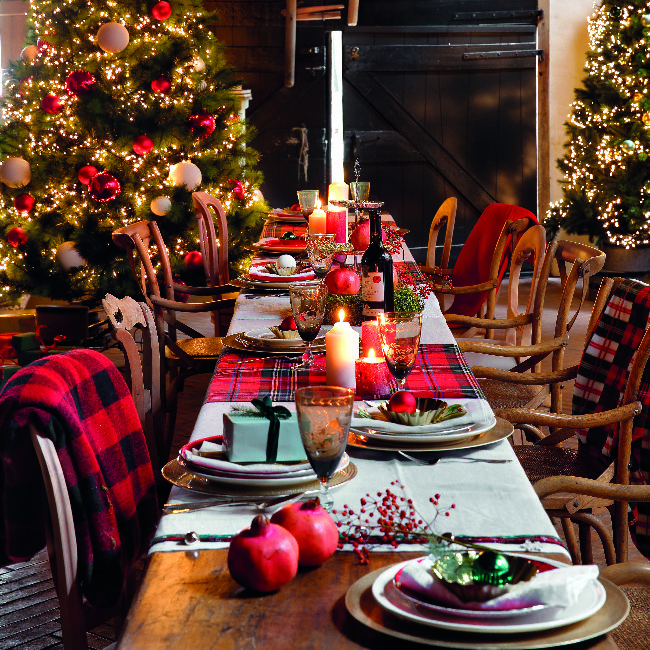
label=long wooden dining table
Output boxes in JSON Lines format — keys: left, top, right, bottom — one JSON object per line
{"left": 116, "top": 215, "right": 625, "bottom": 649}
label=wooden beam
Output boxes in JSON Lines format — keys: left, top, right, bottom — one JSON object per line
{"left": 297, "top": 11, "right": 341, "bottom": 21}
{"left": 285, "top": 0, "right": 297, "bottom": 88}
{"left": 344, "top": 71, "right": 495, "bottom": 211}
{"left": 348, "top": 0, "right": 359, "bottom": 26}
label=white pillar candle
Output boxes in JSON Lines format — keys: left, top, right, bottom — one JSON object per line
{"left": 309, "top": 205, "right": 327, "bottom": 234}
{"left": 328, "top": 181, "right": 349, "bottom": 203}
{"left": 326, "top": 310, "right": 360, "bottom": 390}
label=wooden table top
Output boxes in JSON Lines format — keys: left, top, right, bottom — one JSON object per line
{"left": 117, "top": 549, "right": 619, "bottom": 649}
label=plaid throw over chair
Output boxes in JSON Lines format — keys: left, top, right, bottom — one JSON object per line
{"left": 0, "top": 349, "right": 159, "bottom": 608}
{"left": 575, "top": 278, "right": 650, "bottom": 557}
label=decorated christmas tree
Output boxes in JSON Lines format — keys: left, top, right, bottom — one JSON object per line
{"left": 0, "top": 0, "right": 266, "bottom": 306}
{"left": 546, "top": 1, "right": 650, "bottom": 249}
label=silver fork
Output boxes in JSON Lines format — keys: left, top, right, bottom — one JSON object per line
{"left": 162, "top": 492, "right": 302, "bottom": 515}
{"left": 397, "top": 450, "right": 511, "bottom": 465}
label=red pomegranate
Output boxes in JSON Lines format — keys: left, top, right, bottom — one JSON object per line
{"left": 324, "top": 267, "right": 360, "bottom": 295}
{"left": 227, "top": 515, "right": 299, "bottom": 592}
{"left": 349, "top": 218, "right": 386, "bottom": 252}
{"left": 271, "top": 499, "right": 339, "bottom": 567}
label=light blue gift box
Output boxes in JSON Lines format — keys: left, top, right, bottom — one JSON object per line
{"left": 222, "top": 411, "right": 307, "bottom": 463}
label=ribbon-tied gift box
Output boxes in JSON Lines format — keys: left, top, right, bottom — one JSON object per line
{"left": 222, "top": 396, "right": 307, "bottom": 463}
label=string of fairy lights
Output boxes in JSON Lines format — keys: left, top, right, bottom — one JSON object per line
{"left": 0, "top": 0, "right": 262, "bottom": 302}
{"left": 548, "top": 2, "right": 650, "bottom": 248}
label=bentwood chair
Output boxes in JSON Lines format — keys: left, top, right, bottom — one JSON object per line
{"left": 429, "top": 202, "right": 539, "bottom": 325}
{"left": 460, "top": 240, "right": 606, "bottom": 416}
{"left": 499, "top": 278, "right": 650, "bottom": 566}
{"left": 419, "top": 198, "right": 457, "bottom": 295}
{"left": 0, "top": 349, "right": 159, "bottom": 650}
{"left": 112, "top": 219, "right": 227, "bottom": 433}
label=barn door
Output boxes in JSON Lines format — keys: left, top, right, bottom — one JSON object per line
{"left": 342, "top": 8, "right": 542, "bottom": 264}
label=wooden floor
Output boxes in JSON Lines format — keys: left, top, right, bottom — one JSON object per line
{"left": 0, "top": 276, "right": 646, "bottom": 647}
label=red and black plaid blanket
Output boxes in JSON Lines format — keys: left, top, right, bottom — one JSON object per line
{"left": 0, "top": 349, "right": 158, "bottom": 608}
{"left": 208, "top": 343, "right": 484, "bottom": 403}
{"left": 574, "top": 278, "right": 650, "bottom": 558}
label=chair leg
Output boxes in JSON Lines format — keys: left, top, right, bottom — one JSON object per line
{"left": 578, "top": 520, "right": 594, "bottom": 564}
{"left": 570, "top": 511, "right": 617, "bottom": 565}
{"left": 560, "top": 517, "right": 581, "bottom": 565}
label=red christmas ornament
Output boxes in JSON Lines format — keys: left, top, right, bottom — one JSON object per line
{"left": 152, "top": 1, "right": 172, "bottom": 20}
{"left": 65, "top": 70, "right": 96, "bottom": 95}
{"left": 184, "top": 250, "right": 203, "bottom": 270}
{"left": 188, "top": 111, "right": 216, "bottom": 138}
{"left": 18, "top": 77, "right": 33, "bottom": 95}
{"left": 228, "top": 178, "right": 245, "bottom": 200}
{"left": 37, "top": 38, "right": 52, "bottom": 53}
{"left": 88, "top": 171, "right": 121, "bottom": 202}
{"left": 41, "top": 94, "right": 63, "bottom": 114}
{"left": 173, "top": 278, "right": 190, "bottom": 303}
{"left": 132, "top": 135, "right": 154, "bottom": 155}
{"left": 78, "top": 165, "right": 99, "bottom": 185}
{"left": 7, "top": 227, "right": 28, "bottom": 247}
{"left": 14, "top": 194, "right": 35, "bottom": 213}
{"left": 151, "top": 76, "right": 171, "bottom": 94}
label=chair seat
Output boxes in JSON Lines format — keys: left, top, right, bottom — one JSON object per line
{"left": 463, "top": 346, "right": 518, "bottom": 371}
{"left": 478, "top": 377, "right": 547, "bottom": 409}
{"left": 166, "top": 336, "right": 224, "bottom": 360}
{"left": 515, "top": 445, "right": 606, "bottom": 485}
{"left": 612, "top": 585, "right": 650, "bottom": 650}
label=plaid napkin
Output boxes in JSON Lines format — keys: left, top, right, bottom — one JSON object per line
{"left": 207, "top": 343, "right": 484, "bottom": 403}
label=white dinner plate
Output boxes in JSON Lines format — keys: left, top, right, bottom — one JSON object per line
{"left": 243, "top": 328, "right": 325, "bottom": 349}
{"left": 350, "top": 398, "right": 496, "bottom": 444}
{"left": 248, "top": 265, "right": 315, "bottom": 282}
{"left": 252, "top": 238, "right": 307, "bottom": 253}
{"left": 177, "top": 453, "right": 350, "bottom": 488}
{"left": 236, "top": 276, "right": 315, "bottom": 290}
{"left": 371, "top": 559, "right": 606, "bottom": 635}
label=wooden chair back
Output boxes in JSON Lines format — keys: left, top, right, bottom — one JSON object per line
{"left": 424, "top": 197, "right": 456, "bottom": 270}
{"left": 192, "top": 191, "right": 230, "bottom": 287}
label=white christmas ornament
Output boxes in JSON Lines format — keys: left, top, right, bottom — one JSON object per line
{"left": 277, "top": 255, "right": 296, "bottom": 269}
{"left": 0, "top": 157, "right": 31, "bottom": 188}
{"left": 193, "top": 57, "right": 205, "bottom": 72}
{"left": 151, "top": 195, "right": 172, "bottom": 216}
{"left": 168, "top": 161, "right": 202, "bottom": 190}
{"left": 21, "top": 45, "right": 38, "bottom": 62}
{"left": 56, "top": 241, "right": 87, "bottom": 271}
{"left": 97, "top": 23, "right": 130, "bottom": 53}
{"left": 197, "top": 80, "right": 207, "bottom": 91}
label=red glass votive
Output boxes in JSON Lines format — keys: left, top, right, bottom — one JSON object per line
{"left": 361, "top": 321, "right": 382, "bottom": 357}
{"left": 355, "top": 353, "right": 391, "bottom": 398}
{"left": 326, "top": 206, "right": 348, "bottom": 243}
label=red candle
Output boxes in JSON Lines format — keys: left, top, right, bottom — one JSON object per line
{"left": 362, "top": 320, "right": 382, "bottom": 357}
{"left": 355, "top": 349, "right": 391, "bottom": 398}
{"left": 326, "top": 205, "right": 348, "bottom": 243}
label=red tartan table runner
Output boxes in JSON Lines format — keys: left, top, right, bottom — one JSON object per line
{"left": 207, "top": 343, "right": 484, "bottom": 403}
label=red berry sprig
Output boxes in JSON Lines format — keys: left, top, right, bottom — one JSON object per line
{"left": 332, "top": 481, "right": 456, "bottom": 564}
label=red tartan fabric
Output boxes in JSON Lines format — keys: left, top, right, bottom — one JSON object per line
{"left": 207, "top": 343, "right": 483, "bottom": 403}
{"left": 574, "top": 278, "right": 650, "bottom": 558}
{"left": 262, "top": 222, "right": 308, "bottom": 239}
{"left": 0, "top": 349, "right": 159, "bottom": 608}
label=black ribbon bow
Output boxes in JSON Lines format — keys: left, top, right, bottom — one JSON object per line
{"left": 251, "top": 395, "right": 292, "bottom": 463}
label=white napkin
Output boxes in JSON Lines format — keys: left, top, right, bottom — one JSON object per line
{"left": 397, "top": 557, "right": 599, "bottom": 611}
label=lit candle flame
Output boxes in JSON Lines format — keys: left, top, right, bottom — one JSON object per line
{"left": 338, "top": 308, "right": 345, "bottom": 323}
{"left": 316, "top": 198, "right": 322, "bottom": 209}
{"left": 368, "top": 348, "right": 376, "bottom": 360}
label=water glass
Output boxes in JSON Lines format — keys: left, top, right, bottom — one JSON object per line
{"left": 297, "top": 190, "right": 319, "bottom": 217}
{"left": 306, "top": 233, "right": 336, "bottom": 278}
{"left": 295, "top": 386, "right": 354, "bottom": 511}
{"left": 289, "top": 282, "right": 328, "bottom": 367}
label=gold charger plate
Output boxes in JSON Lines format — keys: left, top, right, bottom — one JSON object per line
{"left": 347, "top": 418, "right": 513, "bottom": 452}
{"left": 162, "top": 458, "right": 356, "bottom": 497}
{"left": 223, "top": 332, "right": 325, "bottom": 356}
{"left": 345, "top": 567, "right": 629, "bottom": 649}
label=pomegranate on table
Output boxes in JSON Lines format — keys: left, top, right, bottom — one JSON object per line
{"left": 324, "top": 267, "right": 360, "bottom": 295}
{"left": 349, "top": 218, "right": 386, "bottom": 252}
{"left": 271, "top": 499, "right": 339, "bottom": 567}
{"left": 227, "top": 514, "right": 299, "bottom": 592}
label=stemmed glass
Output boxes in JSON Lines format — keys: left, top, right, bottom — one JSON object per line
{"left": 377, "top": 312, "right": 423, "bottom": 388}
{"left": 295, "top": 386, "right": 354, "bottom": 512}
{"left": 349, "top": 181, "right": 370, "bottom": 203}
{"left": 289, "top": 282, "right": 328, "bottom": 367}
{"left": 306, "top": 233, "right": 336, "bottom": 279}
{"left": 297, "top": 190, "right": 319, "bottom": 218}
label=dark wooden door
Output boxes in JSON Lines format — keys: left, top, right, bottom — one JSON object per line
{"left": 342, "top": 4, "right": 541, "bottom": 264}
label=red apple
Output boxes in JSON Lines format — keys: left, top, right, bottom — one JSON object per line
{"left": 389, "top": 390, "right": 417, "bottom": 413}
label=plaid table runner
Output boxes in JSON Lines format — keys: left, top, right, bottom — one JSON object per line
{"left": 207, "top": 343, "right": 484, "bottom": 403}
{"left": 262, "top": 220, "right": 308, "bottom": 239}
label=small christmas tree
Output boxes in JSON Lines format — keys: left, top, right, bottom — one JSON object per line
{"left": 0, "top": 0, "right": 266, "bottom": 306}
{"left": 546, "top": 1, "right": 650, "bottom": 249}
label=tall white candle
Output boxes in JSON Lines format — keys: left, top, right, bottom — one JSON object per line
{"left": 328, "top": 181, "right": 349, "bottom": 203}
{"left": 326, "top": 310, "right": 360, "bottom": 390}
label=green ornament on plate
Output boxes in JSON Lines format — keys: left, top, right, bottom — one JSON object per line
{"left": 472, "top": 551, "right": 511, "bottom": 586}
{"left": 281, "top": 231, "right": 297, "bottom": 240}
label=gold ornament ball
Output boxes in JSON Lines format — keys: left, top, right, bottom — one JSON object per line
{"left": 634, "top": 92, "right": 644, "bottom": 102}
{"left": 97, "top": 22, "right": 130, "bottom": 53}
{"left": 643, "top": 113, "right": 650, "bottom": 126}
{"left": 21, "top": 45, "right": 38, "bottom": 62}
{"left": 168, "top": 161, "right": 202, "bottom": 190}
{"left": 150, "top": 196, "right": 172, "bottom": 216}
{"left": 0, "top": 157, "right": 31, "bottom": 188}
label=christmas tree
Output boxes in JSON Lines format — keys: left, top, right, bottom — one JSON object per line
{"left": 546, "top": 1, "right": 650, "bottom": 249}
{"left": 0, "top": 0, "right": 266, "bottom": 306}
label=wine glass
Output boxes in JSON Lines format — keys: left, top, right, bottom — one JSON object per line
{"left": 306, "top": 233, "right": 336, "bottom": 279}
{"left": 377, "top": 312, "right": 423, "bottom": 389}
{"left": 289, "top": 282, "right": 328, "bottom": 367}
{"left": 297, "top": 190, "right": 319, "bottom": 218}
{"left": 294, "top": 386, "right": 354, "bottom": 512}
{"left": 349, "top": 181, "right": 370, "bottom": 203}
